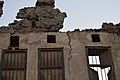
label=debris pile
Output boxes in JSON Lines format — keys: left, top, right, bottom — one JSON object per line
{"left": 0, "top": 0, "right": 67, "bottom": 33}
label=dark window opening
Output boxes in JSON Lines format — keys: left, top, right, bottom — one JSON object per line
{"left": 47, "top": 35, "right": 56, "bottom": 43}
{"left": 38, "top": 48, "right": 65, "bottom": 80}
{"left": 92, "top": 34, "right": 100, "bottom": 42}
{"left": 0, "top": 49, "right": 27, "bottom": 80}
{"left": 10, "top": 36, "right": 19, "bottom": 47}
{"left": 86, "top": 46, "right": 116, "bottom": 80}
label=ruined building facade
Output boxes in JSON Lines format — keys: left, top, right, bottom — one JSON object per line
{"left": 0, "top": 0, "right": 120, "bottom": 80}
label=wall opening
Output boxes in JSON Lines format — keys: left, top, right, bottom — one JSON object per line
{"left": 38, "top": 48, "right": 65, "bottom": 80}
{"left": 86, "top": 46, "right": 116, "bottom": 80}
{"left": 92, "top": 34, "right": 100, "bottom": 42}
{"left": 47, "top": 35, "right": 56, "bottom": 43}
{"left": 10, "top": 36, "right": 19, "bottom": 47}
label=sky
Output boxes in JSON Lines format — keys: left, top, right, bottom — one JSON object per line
{"left": 0, "top": 0, "right": 120, "bottom": 31}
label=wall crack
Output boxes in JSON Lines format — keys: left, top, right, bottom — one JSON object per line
{"left": 66, "top": 32, "right": 72, "bottom": 80}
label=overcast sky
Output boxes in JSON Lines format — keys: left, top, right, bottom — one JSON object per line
{"left": 0, "top": 0, "right": 120, "bottom": 31}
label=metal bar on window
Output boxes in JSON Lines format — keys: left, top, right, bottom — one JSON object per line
{"left": 86, "top": 46, "right": 116, "bottom": 80}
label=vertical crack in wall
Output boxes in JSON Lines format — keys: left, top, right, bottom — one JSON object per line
{"left": 66, "top": 32, "right": 72, "bottom": 80}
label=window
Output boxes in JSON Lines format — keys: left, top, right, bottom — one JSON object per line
{"left": 92, "top": 34, "right": 100, "bottom": 42}
{"left": 10, "top": 36, "right": 19, "bottom": 47}
{"left": 47, "top": 35, "right": 56, "bottom": 43}
{"left": 86, "top": 46, "right": 116, "bottom": 80}
{"left": 0, "top": 49, "right": 27, "bottom": 80}
{"left": 38, "top": 48, "right": 65, "bottom": 80}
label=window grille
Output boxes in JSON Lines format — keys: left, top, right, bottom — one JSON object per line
{"left": 0, "top": 49, "right": 27, "bottom": 80}
{"left": 38, "top": 48, "right": 65, "bottom": 80}
{"left": 86, "top": 46, "right": 116, "bottom": 80}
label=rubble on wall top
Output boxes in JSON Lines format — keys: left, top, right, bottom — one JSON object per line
{"left": 102, "top": 22, "right": 120, "bottom": 29}
{"left": 0, "top": 0, "right": 120, "bottom": 35}
{"left": 0, "top": 0, "right": 67, "bottom": 33}
{"left": 81, "top": 29, "right": 102, "bottom": 32}
{"left": 102, "top": 23, "right": 120, "bottom": 35}
{"left": 81, "top": 22, "right": 120, "bottom": 35}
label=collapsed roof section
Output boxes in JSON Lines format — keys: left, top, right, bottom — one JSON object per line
{"left": 0, "top": 0, "right": 67, "bottom": 33}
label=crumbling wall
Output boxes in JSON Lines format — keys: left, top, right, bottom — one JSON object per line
{"left": 102, "top": 23, "right": 120, "bottom": 35}
{"left": 0, "top": 32, "right": 90, "bottom": 80}
{"left": 67, "top": 31, "right": 120, "bottom": 80}
{"left": 0, "top": 31, "right": 120, "bottom": 80}
{"left": 0, "top": 0, "right": 120, "bottom": 80}
{"left": 82, "top": 22, "right": 120, "bottom": 36}
{"left": 0, "top": 0, "right": 66, "bottom": 33}
{"left": 107, "top": 33, "right": 120, "bottom": 80}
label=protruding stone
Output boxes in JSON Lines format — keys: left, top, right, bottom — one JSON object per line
{"left": 0, "top": 1, "right": 4, "bottom": 17}
{"left": 16, "top": 7, "right": 36, "bottom": 20}
{"left": 36, "top": 0, "right": 55, "bottom": 7}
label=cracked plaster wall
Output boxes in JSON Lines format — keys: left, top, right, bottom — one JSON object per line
{"left": 0, "top": 31, "right": 120, "bottom": 80}
{"left": 1, "top": 0, "right": 120, "bottom": 79}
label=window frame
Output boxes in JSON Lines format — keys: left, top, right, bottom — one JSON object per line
{"left": 47, "top": 35, "right": 56, "bottom": 43}
{"left": 85, "top": 46, "right": 116, "bottom": 80}
{"left": 91, "top": 34, "right": 101, "bottom": 42}
{"left": 0, "top": 49, "right": 27, "bottom": 80}
{"left": 38, "top": 48, "right": 65, "bottom": 80}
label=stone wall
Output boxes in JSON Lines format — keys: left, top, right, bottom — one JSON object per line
{"left": 0, "top": 0, "right": 120, "bottom": 80}
{"left": 0, "top": 31, "right": 120, "bottom": 80}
